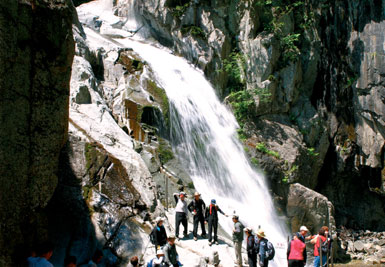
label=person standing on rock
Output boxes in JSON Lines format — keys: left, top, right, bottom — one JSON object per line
{"left": 310, "top": 227, "right": 328, "bottom": 267}
{"left": 255, "top": 229, "right": 269, "bottom": 267}
{"left": 188, "top": 192, "right": 207, "bottom": 241}
{"left": 163, "top": 235, "right": 181, "bottom": 267}
{"left": 287, "top": 235, "right": 306, "bottom": 267}
{"left": 150, "top": 217, "right": 168, "bottom": 253}
{"left": 173, "top": 192, "right": 188, "bottom": 240}
{"left": 294, "top": 226, "right": 311, "bottom": 265}
{"left": 245, "top": 227, "right": 257, "bottom": 267}
{"left": 205, "top": 199, "right": 227, "bottom": 246}
{"left": 232, "top": 215, "right": 244, "bottom": 267}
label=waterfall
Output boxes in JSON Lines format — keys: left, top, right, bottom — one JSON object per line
{"left": 119, "top": 39, "right": 288, "bottom": 266}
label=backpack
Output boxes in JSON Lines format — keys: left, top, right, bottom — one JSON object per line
{"left": 149, "top": 228, "right": 156, "bottom": 245}
{"left": 318, "top": 237, "right": 329, "bottom": 255}
{"left": 265, "top": 240, "right": 275, "bottom": 261}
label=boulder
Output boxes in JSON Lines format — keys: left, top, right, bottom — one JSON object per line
{"left": 287, "top": 183, "right": 335, "bottom": 234}
{"left": 354, "top": 241, "right": 365, "bottom": 252}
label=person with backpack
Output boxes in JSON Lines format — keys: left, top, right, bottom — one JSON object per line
{"left": 163, "top": 235, "right": 182, "bottom": 267}
{"left": 232, "top": 215, "right": 244, "bottom": 267}
{"left": 244, "top": 227, "right": 257, "bottom": 267}
{"left": 187, "top": 192, "right": 207, "bottom": 241}
{"left": 205, "top": 199, "right": 227, "bottom": 246}
{"left": 150, "top": 217, "right": 168, "bottom": 253}
{"left": 173, "top": 192, "right": 188, "bottom": 240}
{"left": 255, "top": 229, "right": 274, "bottom": 267}
{"left": 310, "top": 227, "right": 328, "bottom": 267}
{"left": 287, "top": 235, "right": 306, "bottom": 267}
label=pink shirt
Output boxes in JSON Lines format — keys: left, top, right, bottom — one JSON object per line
{"left": 288, "top": 239, "right": 306, "bottom": 260}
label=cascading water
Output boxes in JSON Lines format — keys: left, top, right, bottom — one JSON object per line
{"left": 119, "top": 39, "right": 288, "bottom": 266}
{"left": 77, "top": 0, "right": 288, "bottom": 265}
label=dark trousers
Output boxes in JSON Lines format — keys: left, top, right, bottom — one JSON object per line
{"left": 248, "top": 254, "right": 257, "bottom": 267}
{"left": 207, "top": 219, "right": 218, "bottom": 242}
{"left": 193, "top": 214, "right": 206, "bottom": 237}
{"left": 288, "top": 259, "right": 304, "bottom": 267}
{"left": 175, "top": 212, "right": 187, "bottom": 238}
{"left": 258, "top": 258, "right": 268, "bottom": 267}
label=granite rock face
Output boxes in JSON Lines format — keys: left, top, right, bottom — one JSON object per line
{"left": 0, "top": 0, "right": 74, "bottom": 265}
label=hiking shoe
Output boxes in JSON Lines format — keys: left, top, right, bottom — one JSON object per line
{"left": 194, "top": 237, "right": 197, "bottom": 241}
{"left": 177, "top": 237, "right": 180, "bottom": 241}
{"left": 208, "top": 241, "right": 212, "bottom": 246}
{"left": 215, "top": 241, "right": 219, "bottom": 245}
{"left": 201, "top": 233, "right": 207, "bottom": 238}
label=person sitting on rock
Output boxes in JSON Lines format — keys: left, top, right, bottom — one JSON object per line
{"left": 28, "top": 242, "right": 54, "bottom": 267}
{"left": 187, "top": 192, "right": 207, "bottom": 241}
{"left": 204, "top": 199, "right": 227, "bottom": 246}
{"left": 150, "top": 217, "right": 168, "bottom": 253}
{"left": 245, "top": 227, "right": 257, "bottom": 267}
{"left": 287, "top": 235, "right": 306, "bottom": 267}
{"left": 163, "top": 235, "right": 182, "bottom": 267}
{"left": 173, "top": 192, "right": 188, "bottom": 240}
{"left": 310, "top": 227, "right": 328, "bottom": 267}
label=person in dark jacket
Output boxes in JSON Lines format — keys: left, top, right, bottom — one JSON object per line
{"left": 204, "top": 199, "right": 227, "bottom": 246}
{"left": 173, "top": 192, "right": 188, "bottom": 240}
{"left": 163, "top": 235, "right": 180, "bottom": 267}
{"left": 187, "top": 192, "right": 207, "bottom": 241}
{"left": 245, "top": 227, "right": 257, "bottom": 267}
{"left": 256, "top": 229, "right": 269, "bottom": 267}
{"left": 151, "top": 217, "right": 168, "bottom": 253}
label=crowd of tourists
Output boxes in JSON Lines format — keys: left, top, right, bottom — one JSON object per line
{"left": 26, "top": 191, "right": 333, "bottom": 267}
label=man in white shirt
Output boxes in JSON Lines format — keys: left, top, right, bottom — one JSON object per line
{"left": 173, "top": 192, "right": 188, "bottom": 240}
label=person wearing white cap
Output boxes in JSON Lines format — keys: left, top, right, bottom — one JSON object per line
{"left": 173, "top": 192, "right": 188, "bottom": 240}
{"left": 149, "top": 249, "right": 166, "bottom": 267}
{"left": 294, "top": 225, "right": 311, "bottom": 264}
{"left": 187, "top": 192, "right": 207, "bottom": 241}
{"left": 244, "top": 227, "right": 257, "bottom": 267}
{"left": 150, "top": 217, "right": 168, "bottom": 253}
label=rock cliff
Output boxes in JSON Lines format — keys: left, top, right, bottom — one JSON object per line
{"left": 0, "top": 0, "right": 74, "bottom": 265}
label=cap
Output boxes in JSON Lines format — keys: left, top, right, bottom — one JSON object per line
{"left": 168, "top": 235, "right": 176, "bottom": 240}
{"left": 300, "top": 226, "right": 309, "bottom": 232}
{"left": 244, "top": 227, "right": 253, "bottom": 233}
{"left": 179, "top": 192, "right": 186, "bottom": 196}
{"left": 256, "top": 229, "right": 266, "bottom": 238}
{"left": 232, "top": 214, "right": 239, "bottom": 219}
{"left": 155, "top": 217, "right": 164, "bottom": 223}
{"left": 211, "top": 199, "right": 216, "bottom": 204}
{"left": 156, "top": 249, "right": 164, "bottom": 255}
{"left": 194, "top": 192, "right": 200, "bottom": 196}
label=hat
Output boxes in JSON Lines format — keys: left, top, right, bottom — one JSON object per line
{"left": 168, "top": 235, "right": 176, "bottom": 240}
{"left": 179, "top": 192, "right": 186, "bottom": 196}
{"left": 300, "top": 226, "right": 309, "bottom": 232}
{"left": 232, "top": 214, "right": 239, "bottom": 219}
{"left": 194, "top": 192, "right": 200, "bottom": 196}
{"left": 155, "top": 217, "right": 164, "bottom": 223}
{"left": 156, "top": 249, "right": 164, "bottom": 255}
{"left": 211, "top": 199, "right": 216, "bottom": 204}
{"left": 256, "top": 229, "right": 266, "bottom": 238}
{"left": 244, "top": 227, "right": 253, "bottom": 233}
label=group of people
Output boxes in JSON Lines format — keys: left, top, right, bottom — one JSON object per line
{"left": 148, "top": 191, "right": 276, "bottom": 267}
{"left": 287, "top": 225, "right": 333, "bottom": 267}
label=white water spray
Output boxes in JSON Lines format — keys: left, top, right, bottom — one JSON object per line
{"left": 119, "top": 39, "right": 288, "bottom": 266}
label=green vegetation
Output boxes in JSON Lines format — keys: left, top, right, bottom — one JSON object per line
{"left": 283, "top": 164, "right": 299, "bottom": 183}
{"left": 256, "top": 142, "right": 280, "bottom": 159}
{"left": 307, "top": 147, "right": 319, "bottom": 157}
{"left": 158, "top": 139, "right": 174, "bottom": 164}
{"left": 281, "top": 33, "right": 301, "bottom": 63}
{"left": 147, "top": 80, "right": 170, "bottom": 127}
{"left": 251, "top": 158, "right": 260, "bottom": 168}
{"left": 171, "top": 3, "right": 190, "bottom": 17}
{"left": 187, "top": 182, "right": 195, "bottom": 189}
{"left": 181, "top": 25, "right": 206, "bottom": 39}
